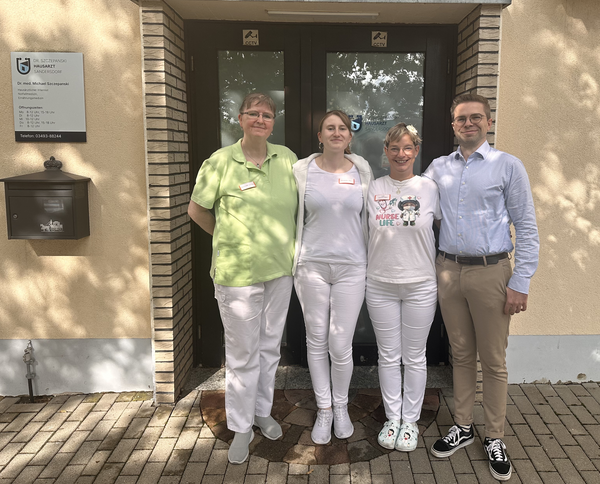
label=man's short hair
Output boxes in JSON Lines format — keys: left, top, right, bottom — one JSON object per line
{"left": 450, "top": 94, "right": 492, "bottom": 120}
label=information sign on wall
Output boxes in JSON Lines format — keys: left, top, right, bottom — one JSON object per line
{"left": 11, "top": 52, "right": 86, "bottom": 142}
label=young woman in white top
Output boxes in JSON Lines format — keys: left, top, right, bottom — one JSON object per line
{"left": 366, "top": 123, "right": 441, "bottom": 452}
{"left": 293, "top": 111, "right": 374, "bottom": 444}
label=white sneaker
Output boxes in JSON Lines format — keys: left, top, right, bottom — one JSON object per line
{"left": 333, "top": 405, "right": 354, "bottom": 439}
{"left": 377, "top": 419, "right": 401, "bottom": 449}
{"left": 395, "top": 421, "right": 419, "bottom": 452}
{"left": 311, "top": 408, "right": 333, "bottom": 444}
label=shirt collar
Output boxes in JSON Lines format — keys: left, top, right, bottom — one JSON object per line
{"left": 455, "top": 140, "right": 491, "bottom": 162}
{"left": 232, "top": 139, "right": 278, "bottom": 164}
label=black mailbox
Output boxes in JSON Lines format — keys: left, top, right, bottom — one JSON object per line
{"left": 1, "top": 157, "right": 90, "bottom": 240}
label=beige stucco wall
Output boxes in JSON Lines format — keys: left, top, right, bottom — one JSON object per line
{"left": 0, "top": 0, "right": 151, "bottom": 340}
{"left": 497, "top": 0, "right": 600, "bottom": 336}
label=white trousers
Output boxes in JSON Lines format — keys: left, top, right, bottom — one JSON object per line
{"left": 366, "top": 278, "right": 437, "bottom": 423}
{"left": 294, "top": 261, "right": 366, "bottom": 408}
{"left": 215, "top": 276, "right": 293, "bottom": 433}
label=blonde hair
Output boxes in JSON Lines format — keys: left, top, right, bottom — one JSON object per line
{"left": 384, "top": 123, "right": 422, "bottom": 147}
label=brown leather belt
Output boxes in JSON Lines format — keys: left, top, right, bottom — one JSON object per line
{"left": 440, "top": 251, "right": 509, "bottom": 265}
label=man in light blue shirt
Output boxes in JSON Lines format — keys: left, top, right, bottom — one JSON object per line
{"left": 425, "top": 94, "right": 539, "bottom": 481}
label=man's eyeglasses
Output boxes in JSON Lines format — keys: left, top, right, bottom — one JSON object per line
{"left": 241, "top": 111, "right": 275, "bottom": 121}
{"left": 452, "top": 114, "right": 486, "bottom": 126}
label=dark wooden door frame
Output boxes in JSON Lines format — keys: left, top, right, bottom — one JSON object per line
{"left": 185, "top": 20, "right": 456, "bottom": 368}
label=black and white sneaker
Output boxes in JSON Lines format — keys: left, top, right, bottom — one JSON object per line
{"left": 430, "top": 424, "right": 475, "bottom": 458}
{"left": 484, "top": 438, "right": 512, "bottom": 481}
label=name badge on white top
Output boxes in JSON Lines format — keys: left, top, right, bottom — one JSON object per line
{"left": 239, "top": 181, "right": 257, "bottom": 191}
{"left": 338, "top": 176, "right": 355, "bottom": 185}
{"left": 375, "top": 194, "right": 391, "bottom": 201}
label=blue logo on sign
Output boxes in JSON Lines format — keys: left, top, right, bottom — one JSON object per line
{"left": 16, "top": 58, "right": 31, "bottom": 75}
{"left": 349, "top": 115, "right": 363, "bottom": 132}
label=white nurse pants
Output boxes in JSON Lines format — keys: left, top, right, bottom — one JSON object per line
{"left": 366, "top": 278, "right": 437, "bottom": 423}
{"left": 214, "top": 276, "right": 293, "bottom": 433}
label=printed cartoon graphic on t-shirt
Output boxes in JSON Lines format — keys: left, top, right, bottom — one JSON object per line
{"left": 375, "top": 194, "right": 420, "bottom": 227}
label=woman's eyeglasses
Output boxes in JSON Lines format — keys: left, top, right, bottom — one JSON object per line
{"left": 241, "top": 111, "right": 275, "bottom": 121}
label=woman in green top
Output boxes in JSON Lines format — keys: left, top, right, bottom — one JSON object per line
{"left": 188, "top": 93, "right": 298, "bottom": 465}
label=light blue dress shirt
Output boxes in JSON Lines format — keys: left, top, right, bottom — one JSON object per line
{"left": 423, "top": 141, "right": 539, "bottom": 294}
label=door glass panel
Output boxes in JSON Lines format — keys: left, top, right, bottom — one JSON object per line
{"left": 327, "top": 52, "right": 425, "bottom": 178}
{"left": 218, "top": 51, "right": 285, "bottom": 147}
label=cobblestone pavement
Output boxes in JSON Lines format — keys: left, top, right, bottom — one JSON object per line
{"left": 1, "top": 382, "right": 600, "bottom": 483}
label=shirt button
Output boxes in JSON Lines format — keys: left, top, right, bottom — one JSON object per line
{"left": 459, "top": 250, "right": 463, "bottom": 253}
{"left": 459, "top": 216, "right": 462, "bottom": 219}
{"left": 462, "top": 182, "right": 465, "bottom": 185}
{"left": 460, "top": 199, "right": 464, "bottom": 202}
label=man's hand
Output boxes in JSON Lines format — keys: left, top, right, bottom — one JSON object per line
{"left": 504, "top": 287, "right": 528, "bottom": 315}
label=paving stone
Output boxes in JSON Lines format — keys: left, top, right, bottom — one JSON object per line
{"left": 114, "top": 476, "right": 138, "bottom": 484}
{"left": 289, "top": 464, "right": 309, "bottom": 475}
{"left": 12, "top": 423, "right": 45, "bottom": 444}
{"left": 247, "top": 455, "right": 268, "bottom": 474}
{"left": 5, "top": 414, "right": 36, "bottom": 433}
{"left": 163, "top": 449, "right": 191, "bottom": 475}
{"left": 93, "top": 462, "right": 124, "bottom": 484}
{"left": 564, "top": 445, "right": 597, "bottom": 471}
{"left": 81, "top": 450, "right": 111, "bottom": 476}
{"left": 330, "top": 463, "right": 350, "bottom": 474}
{"left": 371, "top": 475, "right": 392, "bottom": 484}
{"left": 40, "top": 412, "right": 70, "bottom": 432}
{"left": 581, "top": 470, "right": 600, "bottom": 484}
{"left": 288, "top": 476, "right": 309, "bottom": 484}
{"left": 455, "top": 475, "right": 478, "bottom": 484}
{"left": 521, "top": 385, "right": 547, "bottom": 405}
{"left": 103, "top": 403, "right": 129, "bottom": 422}
{"left": 32, "top": 404, "right": 62, "bottom": 423}
{"left": 50, "top": 421, "right": 80, "bottom": 442}
{"left": 580, "top": 398, "right": 600, "bottom": 416}
{"left": 512, "top": 423, "right": 540, "bottom": 446}
{"left": 411, "top": 474, "right": 435, "bottom": 484}
{"left": 201, "top": 475, "right": 227, "bottom": 484}
{"left": 447, "top": 448, "right": 474, "bottom": 474}
{"left": 575, "top": 436, "right": 600, "bottom": 460}
{"left": 553, "top": 386, "right": 582, "bottom": 406}
{"left": 174, "top": 428, "right": 199, "bottom": 451}
{"left": 135, "top": 401, "right": 156, "bottom": 419}
{"left": 266, "top": 462, "right": 288, "bottom": 484}
{"left": 500, "top": 435, "right": 528, "bottom": 460}
{"left": 511, "top": 395, "right": 537, "bottom": 415}
{"left": 60, "top": 432, "right": 91, "bottom": 453}
{"left": 148, "top": 437, "right": 176, "bottom": 463}
{"left": 184, "top": 408, "right": 203, "bottom": 428}
{"left": 78, "top": 412, "right": 106, "bottom": 432}
{"left": 0, "top": 398, "right": 21, "bottom": 414}
{"left": 572, "top": 406, "right": 599, "bottom": 425}
{"left": 70, "top": 441, "right": 101, "bottom": 466}
{"left": 11, "top": 465, "right": 44, "bottom": 484}
{"left": 189, "top": 438, "right": 215, "bottom": 462}
{"left": 525, "top": 414, "right": 551, "bottom": 435}
{"left": 113, "top": 407, "right": 141, "bottom": 429}
{"left": 369, "top": 455, "right": 390, "bottom": 475}
{"left": 66, "top": 403, "right": 96, "bottom": 424}
{"left": 135, "top": 426, "right": 163, "bottom": 450}
{"left": 537, "top": 435, "right": 567, "bottom": 459}
{"left": 346, "top": 440, "right": 380, "bottom": 463}
{"left": 204, "top": 449, "right": 228, "bottom": 475}
{"left": 525, "top": 446, "right": 556, "bottom": 472}
{"left": 75, "top": 476, "right": 96, "bottom": 484}
{"left": 29, "top": 442, "right": 62, "bottom": 465}
{"left": 38, "top": 452, "right": 74, "bottom": 479}
{"left": 505, "top": 405, "right": 526, "bottom": 425}
{"left": 59, "top": 396, "right": 86, "bottom": 414}
{"left": 93, "top": 395, "right": 120, "bottom": 413}
{"left": 408, "top": 448, "right": 432, "bottom": 474}
{"left": 472, "top": 460, "right": 509, "bottom": 484}
{"left": 180, "top": 462, "right": 206, "bottom": 484}
{"left": 539, "top": 471, "right": 567, "bottom": 483}
{"left": 545, "top": 397, "right": 573, "bottom": 416}
{"left": 148, "top": 407, "right": 173, "bottom": 427}
{"left": 161, "top": 416, "right": 187, "bottom": 439}
{"left": 350, "top": 461, "right": 370, "bottom": 483}
{"left": 0, "top": 454, "right": 33, "bottom": 478}
{"left": 0, "top": 413, "right": 17, "bottom": 424}
{"left": 587, "top": 425, "right": 600, "bottom": 447}
{"left": 98, "top": 428, "right": 127, "bottom": 451}
{"left": 537, "top": 385, "right": 558, "bottom": 398}
{"left": 224, "top": 461, "right": 249, "bottom": 482}
{"left": 120, "top": 449, "right": 151, "bottom": 476}
{"left": 86, "top": 420, "right": 116, "bottom": 442}
{"left": 435, "top": 406, "right": 454, "bottom": 427}
{"left": 512, "top": 459, "right": 543, "bottom": 484}
{"left": 122, "top": 418, "right": 150, "bottom": 440}
{"left": 107, "top": 439, "right": 137, "bottom": 463}
{"left": 390, "top": 460, "right": 414, "bottom": 484}
{"left": 5, "top": 404, "right": 47, "bottom": 415}
{"left": 0, "top": 433, "right": 15, "bottom": 453}
{"left": 54, "top": 464, "right": 85, "bottom": 484}
{"left": 172, "top": 393, "right": 197, "bottom": 418}
{"left": 431, "top": 460, "right": 457, "bottom": 484}
{"left": 553, "top": 458, "right": 586, "bottom": 484}
{"left": 547, "top": 423, "right": 579, "bottom": 446}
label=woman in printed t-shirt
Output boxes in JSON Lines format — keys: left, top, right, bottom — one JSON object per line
{"left": 187, "top": 93, "right": 298, "bottom": 465}
{"left": 292, "top": 110, "right": 373, "bottom": 445}
{"left": 366, "top": 123, "right": 441, "bottom": 452}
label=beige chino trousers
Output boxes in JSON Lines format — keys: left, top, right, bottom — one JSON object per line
{"left": 436, "top": 254, "right": 512, "bottom": 439}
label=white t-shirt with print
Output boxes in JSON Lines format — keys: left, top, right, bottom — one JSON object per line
{"left": 367, "top": 175, "right": 441, "bottom": 284}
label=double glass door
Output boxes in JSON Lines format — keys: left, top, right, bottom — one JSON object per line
{"left": 186, "top": 21, "right": 456, "bottom": 367}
